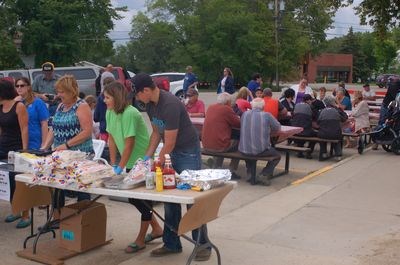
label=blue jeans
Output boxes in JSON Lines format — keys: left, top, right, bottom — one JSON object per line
{"left": 163, "top": 143, "right": 203, "bottom": 251}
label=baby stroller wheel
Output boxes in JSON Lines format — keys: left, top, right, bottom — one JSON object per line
{"left": 391, "top": 138, "right": 400, "bottom": 155}
{"left": 382, "top": 144, "right": 392, "bottom": 152}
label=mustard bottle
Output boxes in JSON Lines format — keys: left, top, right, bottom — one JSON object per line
{"left": 155, "top": 167, "right": 163, "bottom": 192}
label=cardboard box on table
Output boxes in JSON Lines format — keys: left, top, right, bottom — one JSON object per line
{"left": 59, "top": 200, "right": 107, "bottom": 252}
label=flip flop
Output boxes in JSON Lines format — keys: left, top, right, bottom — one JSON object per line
{"left": 125, "top": 242, "right": 146, "bottom": 254}
{"left": 16, "top": 218, "right": 31, "bottom": 229}
{"left": 144, "top": 233, "right": 162, "bottom": 243}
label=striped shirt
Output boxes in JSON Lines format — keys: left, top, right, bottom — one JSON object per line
{"left": 239, "top": 109, "right": 281, "bottom": 155}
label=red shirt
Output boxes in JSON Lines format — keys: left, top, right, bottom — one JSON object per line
{"left": 263, "top": 97, "right": 279, "bottom": 118}
{"left": 202, "top": 104, "right": 240, "bottom": 151}
{"left": 185, "top": 99, "right": 205, "bottom": 116}
{"left": 236, "top": 98, "right": 251, "bottom": 113}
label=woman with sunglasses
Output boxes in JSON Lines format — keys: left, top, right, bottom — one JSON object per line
{"left": 15, "top": 77, "right": 49, "bottom": 150}
{"left": 0, "top": 78, "right": 31, "bottom": 228}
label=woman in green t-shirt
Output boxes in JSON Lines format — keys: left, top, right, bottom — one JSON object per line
{"left": 103, "top": 81, "right": 163, "bottom": 253}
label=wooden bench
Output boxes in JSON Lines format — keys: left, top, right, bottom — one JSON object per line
{"left": 342, "top": 131, "right": 372, "bottom": 150}
{"left": 275, "top": 144, "right": 311, "bottom": 173}
{"left": 288, "top": 135, "right": 342, "bottom": 159}
{"left": 201, "top": 146, "right": 309, "bottom": 185}
{"left": 201, "top": 149, "right": 280, "bottom": 184}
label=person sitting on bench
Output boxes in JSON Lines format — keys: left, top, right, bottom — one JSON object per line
{"left": 239, "top": 98, "right": 281, "bottom": 186}
{"left": 202, "top": 92, "right": 241, "bottom": 179}
{"left": 317, "top": 95, "right": 348, "bottom": 161}
{"left": 290, "top": 94, "right": 317, "bottom": 159}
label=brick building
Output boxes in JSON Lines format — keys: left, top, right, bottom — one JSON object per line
{"left": 302, "top": 53, "right": 353, "bottom": 83}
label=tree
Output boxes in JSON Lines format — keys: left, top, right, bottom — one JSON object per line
{"left": 14, "top": 0, "right": 125, "bottom": 67}
{"left": 128, "top": 12, "right": 182, "bottom": 73}
{"left": 373, "top": 38, "right": 397, "bottom": 72}
{"left": 143, "top": 0, "right": 342, "bottom": 86}
{"left": 355, "top": 0, "right": 400, "bottom": 37}
{"left": 0, "top": 0, "right": 24, "bottom": 69}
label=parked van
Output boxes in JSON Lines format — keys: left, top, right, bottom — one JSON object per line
{"left": 0, "top": 66, "right": 100, "bottom": 96}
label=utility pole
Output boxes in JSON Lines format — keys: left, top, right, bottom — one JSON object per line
{"left": 274, "top": 0, "right": 279, "bottom": 90}
{"left": 269, "top": 0, "right": 285, "bottom": 90}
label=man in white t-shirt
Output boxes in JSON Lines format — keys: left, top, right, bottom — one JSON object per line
{"left": 362, "top": 83, "right": 376, "bottom": 100}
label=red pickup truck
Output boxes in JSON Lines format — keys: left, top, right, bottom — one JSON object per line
{"left": 97, "top": 67, "right": 170, "bottom": 95}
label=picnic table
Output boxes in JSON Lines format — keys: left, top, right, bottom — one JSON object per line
{"left": 366, "top": 99, "right": 383, "bottom": 106}
{"left": 190, "top": 117, "right": 303, "bottom": 143}
{"left": 14, "top": 173, "right": 235, "bottom": 265}
{"left": 344, "top": 110, "right": 379, "bottom": 120}
{"left": 368, "top": 105, "right": 381, "bottom": 112}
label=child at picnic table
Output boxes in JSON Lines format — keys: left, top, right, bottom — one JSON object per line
{"left": 103, "top": 81, "right": 163, "bottom": 253}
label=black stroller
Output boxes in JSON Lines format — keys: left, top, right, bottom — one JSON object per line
{"left": 359, "top": 97, "right": 400, "bottom": 155}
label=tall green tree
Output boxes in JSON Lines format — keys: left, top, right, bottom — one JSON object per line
{"left": 143, "top": 0, "right": 342, "bottom": 85}
{"left": 0, "top": 0, "right": 24, "bottom": 69}
{"left": 355, "top": 0, "right": 400, "bottom": 37}
{"left": 128, "top": 12, "right": 181, "bottom": 73}
{"left": 373, "top": 38, "right": 397, "bottom": 72}
{"left": 340, "top": 28, "right": 362, "bottom": 82}
{"left": 14, "top": 0, "right": 125, "bottom": 67}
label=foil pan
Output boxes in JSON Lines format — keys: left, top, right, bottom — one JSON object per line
{"left": 178, "top": 169, "right": 231, "bottom": 191}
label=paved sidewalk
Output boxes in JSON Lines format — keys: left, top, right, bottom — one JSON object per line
{"left": 1, "top": 148, "right": 400, "bottom": 265}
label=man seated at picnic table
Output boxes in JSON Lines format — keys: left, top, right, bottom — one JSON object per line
{"left": 361, "top": 83, "right": 376, "bottom": 101}
{"left": 239, "top": 98, "right": 281, "bottom": 186}
{"left": 202, "top": 92, "right": 242, "bottom": 179}
{"left": 262, "top": 88, "right": 288, "bottom": 119}
{"left": 184, "top": 88, "right": 205, "bottom": 117}
{"left": 290, "top": 94, "right": 317, "bottom": 159}
{"left": 317, "top": 95, "right": 348, "bottom": 161}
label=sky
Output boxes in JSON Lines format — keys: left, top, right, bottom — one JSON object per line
{"left": 110, "top": 0, "right": 373, "bottom": 45}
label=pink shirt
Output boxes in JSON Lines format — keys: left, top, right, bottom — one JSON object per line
{"left": 186, "top": 99, "right": 205, "bottom": 116}
{"left": 236, "top": 98, "right": 251, "bottom": 113}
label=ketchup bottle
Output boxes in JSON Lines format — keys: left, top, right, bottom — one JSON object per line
{"left": 162, "top": 154, "right": 176, "bottom": 189}
{"left": 152, "top": 153, "right": 161, "bottom": 172}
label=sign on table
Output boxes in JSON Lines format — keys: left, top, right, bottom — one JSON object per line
{"left": 0, "top": 170, "right": 10, "bottom": 201}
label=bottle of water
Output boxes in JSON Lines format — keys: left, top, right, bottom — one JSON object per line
{"left": 145, "top": 172, "right": 155, "bottom": 190}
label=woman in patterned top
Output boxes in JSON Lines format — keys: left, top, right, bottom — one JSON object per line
{"left": 41, "top": 75, "right": 93, "bottom": 152}
{"left": 41, "top": 75, "right": 93, "bottom": 206}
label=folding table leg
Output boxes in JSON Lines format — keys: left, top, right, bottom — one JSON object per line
{"left": 141, "top": 201, "right": 222, "bottom": 265}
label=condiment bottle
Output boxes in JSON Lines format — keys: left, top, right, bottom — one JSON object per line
{"left": 150, "top": 153, "right": 160, "bottom": 187}
{"left": 155, "top": 167, "right": 163, "bottom": 192}
{"left": 152, "top": 153, "right": 161, "bottom": 171}
{"left": 145, "top": 171, "right": 155, "bottom": 190}
{"left": 162, "top": 154, "right": 176, "bottom": 189}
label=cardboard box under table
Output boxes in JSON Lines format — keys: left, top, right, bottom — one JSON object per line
{"left": 59, "top": 200, "right": 107, "bottom": 252}
{"left": 16, "top": 200, "right": 110, "bottom": 265}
